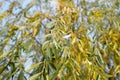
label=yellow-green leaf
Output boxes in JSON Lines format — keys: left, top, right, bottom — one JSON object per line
{"left": 26, "top": 62, "right": 42, "bottom": 72}
{"left": 28, "top": 72, "right": 42, "bottom": 80}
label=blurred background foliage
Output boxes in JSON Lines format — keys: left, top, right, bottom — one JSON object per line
{"left": 0, "top": 0, "right": 120, "bottom": 80}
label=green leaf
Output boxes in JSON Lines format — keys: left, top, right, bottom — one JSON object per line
{"left": 18, "top": 71, "right": 26, "bottom": 80}
{"left": 0, "top": 65, "right": 6, "bottom": 74}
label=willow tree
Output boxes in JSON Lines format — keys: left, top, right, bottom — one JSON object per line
{"left": 0, "top": 0, "right": 120, "bottom": 80}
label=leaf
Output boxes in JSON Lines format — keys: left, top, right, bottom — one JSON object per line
{"left": 42, "top": 41, "right": 50, "bottom": 50}
{"left": 33, "top": 27, "right": 38, "bottom": 37}
{"left": 46, "top": 21, "right": 55, "bottom": 29}
{"left": 96, "top": 75, "right": 101, "bottom": 80}
{"left": 7, "top": 68, "right": 19, "bottom": 79}
{"left": 49, "top": 62, "right": 56, "bottom": 71}
{"left": 33, "top": 12, "right": 41, "bottom": 18}
{"left": 71, "top": 33, "right": 76, "bottom": 44}
{"left": 44, "top": 34, "right": 52, "bottom": 39}
{"left": 0, "top": 65, "right": 6, "bottom": 74}
{"left": 0, "top": 52, "right": 9, "bottom": 59}
{"left": 18, "top": 71, "right": 26, "bottom": 80}
{"left": 21, "top": 31, "right": 29, "bottom": 38}
{"left": 28, "top": 72, "right": 42, "bottom": 80}
{"left": 32, "top": 21, "right": 40, "bottom": 37}
{"left": 9, "top": 1, "right": 20, "bottom": 9}
{"left": 63, "top": 34, "right": 71, "bottom": 39}
{"left": 60, "top": 16, "right": 65, "bottom": 24}
{"left": 11, "top": 25, "right": 18, "bottom": 31}
{"left": 26, "top": 62, "right": 42, "bottom": 72}
{"left": 0, "top": 11, "right": 8, "bottom": 21}
{"left": 49, "top": 62, "right": 63, "bottom": 80}
{"left": 53, "top": 38, "right": 58, "bottom": 49}
{"left": 115, "top": 65, "right": 120, "bottom": 74}
{"left": 111, "top": 34, "right": 120, "bottom": 37}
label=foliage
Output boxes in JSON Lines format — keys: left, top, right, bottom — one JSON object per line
{"left": 0, "top": 0, "right": 120, "bottom": 80}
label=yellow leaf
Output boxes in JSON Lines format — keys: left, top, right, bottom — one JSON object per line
{"left": 33, "top": 27, "right": 38, "bottom": 37}
{"left": 60, "top": 16, "right": 65, "bottom": 24}
{"left": 93, "top": 71, "right": 97, "bottom": 80}
{"left": 115, "top": 65, "right": 120, "bottom": 74}
{"left": 71, "top": 33, "right": 76, "bottom": 44}
{"left": 24, "top": 31, "right": 29, "bottom": 37}
{"left": 63, "top": 47, "right": 69, "bottom": 57}
{"left": 76, "top": 53, "right": 81, "bottom": 62}
{"left": 78, "top": 43, "right": 84, "bottom": 52}
{"left": 71, "top": 48, "right": 75, "bottom": 57}
{"left": 32, "top": 21, "right": 40, "bottom": 37}
{"left": 34, "top": 12, "right": 41, "bottom": 17}
{"left": 21, "top": 31, "right": 29, "bottom": 38}
{"left": 111, "top": 33, "right": 120, "bottom": 37}
{"left": 0, "top": 11, "right": 8, "bottom": 20}
{"left": 11, "top": 25, "right": 18, "bottom": 30}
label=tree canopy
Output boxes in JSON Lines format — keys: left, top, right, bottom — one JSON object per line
{"left": 0, "top": 0, "right": 120, "bottom": 80}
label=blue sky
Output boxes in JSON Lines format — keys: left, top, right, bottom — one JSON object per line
{"left": 0, "top": 0, "right": 32, "bottom": 13}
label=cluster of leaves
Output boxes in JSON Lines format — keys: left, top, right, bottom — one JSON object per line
{"left": 0, "top": 0, "right": 120, "bottom": 80}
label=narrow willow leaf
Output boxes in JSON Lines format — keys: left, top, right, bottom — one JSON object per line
{"left": 49, "top": 62, "right": 64, "bottom": 80}
{"left": 42, "top": 41, "right": 50, "bottom": 50}
{"left": 43, "top": 34, "right": 52, "bottom": 39}
{"left": 18, "top": 71, "right": 26, "bottom": 80}
{"left": 22, "top": 31, "right": 29, "bottom": 37}
{"left": 9, "top": 1, "right": 20, "bottom": 9}
{"left": 46, "top": 21, "right": 55, "bottom": 29}
{"left": 63, "top": 34, "right": 71, "bottom": 39}
{"left": 0, "top": 11, "right": 8, "bottom": 21}
{"left": 49, "top": 62, "right": 56, "bottom": 70}
{"left": 33, "top": 11, "right": 41, "bottom": 18}
{"left": 0, "top": 65, "right": 6, "bottom": 74}
{"left": 26, "top": 62, "right": 42, "bottom": 72}
{"left": 28, "top": 72, "right": 42, "bottom": 80}
{"left": 7, "top": 68, "right": 19, "bottom": 79}
{"left": 78, "top": 42, "right": 84, "bottom": 52}
{"left": 33, "top": 27, "right": 38, "bottom": 37}
{"left": 115, "top": 65, "right": 120, "bottom": 74}
{"left": 53, "top": 39, "right": 58, "bottom": 49}
{"left": 96, "top": 75, "right": 101, "bottom": 80}
{"left": 71, "top": 33, "right": 76, "bottom": 44}
{"left": 25, "top": 1, "right": 35, "bottom": 10}
{"left": 111, "top": 34, "right": 120, "bottom": 37}
{"left": 0, "top": 52, "right": 9, "bottom": 59}
{"left": 60, "top": 17, "right": 65, "bottom": 24}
